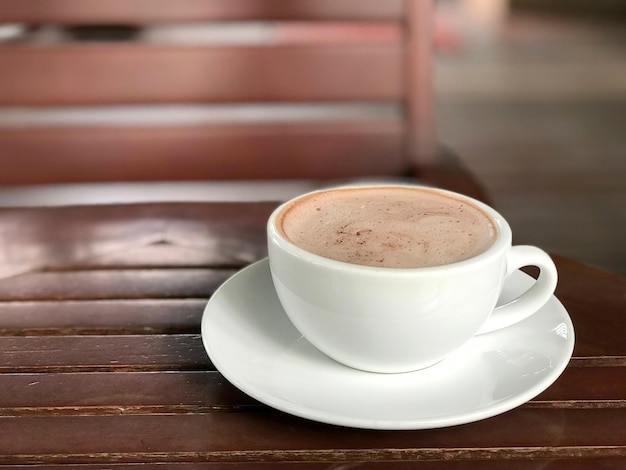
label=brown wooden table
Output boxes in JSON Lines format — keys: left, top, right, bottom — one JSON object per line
{"left": 0, "top": 196, "right": 625, "bottom": 467}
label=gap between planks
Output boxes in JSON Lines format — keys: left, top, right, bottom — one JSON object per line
{"left": 1, "top": 400, "right": 625, "bottom": 418}
{"left": 2, "top": 446, "right": 626, "bottom": 465}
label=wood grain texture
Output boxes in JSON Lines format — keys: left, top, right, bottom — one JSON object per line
{"left": 0, "top": 202, "right": 275, "bottom": 277}
{"left": 0, "top": 335, "right": 211, "bottom": 373}
{"left": 0, "top": 366, "right": 623, "bottom": 412}
{"left": 0, "top": 410, "right": 625, "bottom": 462}
{"left": 0, "top": 460, "right": 622, "bottom": 469}
{"left": 0, "top": 274, "right": 622, "bottom": 467}
{"left": 0, "top": 269, "right": 234, "bottom": 301}
{"left": 0, "top": 299, "right": 206, "bottom": 335}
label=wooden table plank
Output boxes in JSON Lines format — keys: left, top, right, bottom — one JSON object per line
{"left": 66, "top": 243, "right": 261, "bottom": 269}
{"left": 0, "top": 299, "right": 206, "bottom": 335}
{"left": 0, "top": 202, "right": 275, "bottom": 277}
{"left": 552, "top": 255, "right": 626, "bottom": 358}
{"left": 0, "top": 461, "right": 623, "bottom": 469}
{"left": 0, "top": 371, "right": 255, "bottom": 414}
{"left": 0, "top": 335, "right": 211, "bottom": 372}
{"left": 534, "top": 366, "right": 626, "bottom": 403}
{"left": 0, "top": 202, "right": 623, "bottom": 467}
{"left": 0, "top": 269, "right": 235, "bottom": 301}
{"left": 0, "top": 366, "right": 623, "bottom": 414}
{"left": 0, "top": 409, "right": 625, "bottom": 463}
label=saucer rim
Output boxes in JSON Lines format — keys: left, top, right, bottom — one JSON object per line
{"left": 201, "top": 258, "right": 575, "bottom": 430}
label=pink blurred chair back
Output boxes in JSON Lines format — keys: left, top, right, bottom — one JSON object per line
{"left": 0, "top": 0, "right": 435, "bottom": 184}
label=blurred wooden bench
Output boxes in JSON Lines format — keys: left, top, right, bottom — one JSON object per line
{"left": 0, "top": 0, "right": 486, "bottom": 200}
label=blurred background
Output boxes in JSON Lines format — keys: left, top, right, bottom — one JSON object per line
{"left": 434, "top": 0, "right": 625, "bottom": 274}
{"left": 0, "top": 0, "right": 624, "bottom": 274}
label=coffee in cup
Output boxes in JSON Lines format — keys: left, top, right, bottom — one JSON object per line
{"left": 276, "top": 186, "right": 497, "bottom": 269}
{"left": 268, "top": 185, "right": 558, "bottom": 373}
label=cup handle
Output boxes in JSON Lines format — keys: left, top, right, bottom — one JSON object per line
{"left": 476, "top": 245, "right": 558, "bottom": 335}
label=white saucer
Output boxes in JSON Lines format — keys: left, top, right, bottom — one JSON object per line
{"left": 201, "top": 259, "right": 575, "bottom": 430}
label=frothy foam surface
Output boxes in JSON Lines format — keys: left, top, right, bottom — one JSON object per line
{"left": 278, "top": 187, "right": 497, "bottom": 268}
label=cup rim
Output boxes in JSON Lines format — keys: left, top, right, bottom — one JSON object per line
{"left": 268, "top": 184, "right": 512, "bottom": 274}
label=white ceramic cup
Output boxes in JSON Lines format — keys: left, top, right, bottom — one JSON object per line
{"left": 267, "top": 185, "right": 558, "bottom": 374}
